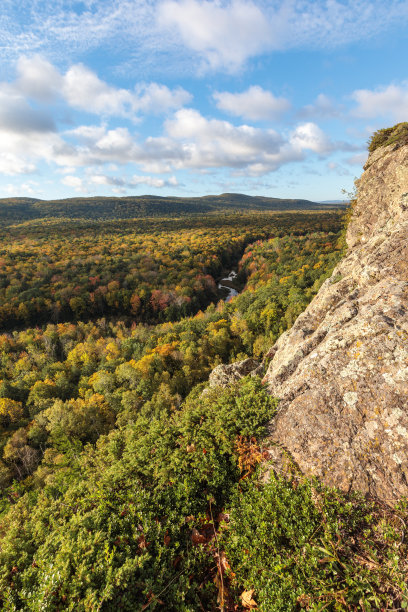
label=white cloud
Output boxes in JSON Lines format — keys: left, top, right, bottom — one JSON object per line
{"left": 0, "top": 84, "right": 55, "bottom": 133}
{"left": 0, "top": 85, "right": 63, "bottom": 175}
{"left": 164, "top": 108, "right": 286, "bottom": 169}
{"left": 158, "top": 0, "right": 271, "bottom": 71}
{"left": 130, "top": 175, "right": 174, "bottom": 188}
{"left": 213, "top": 86, "right": 290, "bottom": 120}
{"left": 133, "top": 82, "right": 192, "bottom": 114}
{"left": 5, "top": 181, "right": 38, "bottom": 195}
{"left": 12, "top": 55, "right": 192, "bottom": 119}
{"left": 16, "top": 54, "right": 62, "bottom": 101}
{"left": 89, "top": 172, "right": 179, "bottom": 190}
{"left": 0, "top": 153, "right": 36, "bottom": 176}
{"left": 298, "top": 94, "right": 340, "bottom": 119}
{"left": 1, "top": 1, "right": 408, "bottom": 76}
{"left": 158, "top": 0, "right": 408, "bottom": 72}
{"left": 290, "top": 122, "right": 334, "bottom": 154}
{"left": 62, "top": 175, "right": 85, "bottom": 191}
{"left": 351, "top": 82, "right": 408, "bottom": 121}
{"left": 62, "top": 63, "right": 134, "bottom": 116}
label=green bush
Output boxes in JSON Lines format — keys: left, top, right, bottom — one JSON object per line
{"left": 368, "top": 122, "right": 408, "bottom": 153}
{"left": 225, "top": 475, "right": 408, "bottom": 611}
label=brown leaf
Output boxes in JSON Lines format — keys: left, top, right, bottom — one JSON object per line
{"left": 217, "top": 511, "right": 230, "bottom": 524}
{"left": 138, "top": 534, "right": 149, "bottom": 550}
{"left": 241, "top": 589, "right": 258, "bottom": 609}
{"left": 191, "top": 527, "right": 208, "bottom": 545}
{"left": 163, "top": 530, "right": 171, "bottom": 547}
{"left": 186, "top": 443, "right": 196, "bottom": 452}
{"left": 218, "top": 551, "right": 232, "bottom": 575}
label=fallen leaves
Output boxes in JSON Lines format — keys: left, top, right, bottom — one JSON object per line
{"left": 191, "top": 527, "right": 210, "bottom": 545}
{"left": 241, "top": 589, "right": 258, "bottom": 609}
{"left": 137, "top": 534, "right": 149, "bottom": 550}
{"left": 163, "top": 530, "right": 171, "bottom": 547}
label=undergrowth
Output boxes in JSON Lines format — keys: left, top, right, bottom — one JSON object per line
{"left": 225, "top": 475, "right": 408, "bottom": 611}
{"left": 0, "top": 375, "right": 407, "bottom": 610}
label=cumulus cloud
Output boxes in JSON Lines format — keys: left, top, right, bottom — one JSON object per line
{"left": 133, "top": 82, "right": 192, "bottom": 114}
{"left": 298, "top": 94, "right": 340, "bottom": 119}
{"left": 89, "top": 173, "right": 178, "bottom": 188}
{"left": 164, "top": 108, "right": 286, "bottom": 169}
{"left": 290, "top": 122, "right": 356, "bottom": 156}
{"left": 0, "top": 84, "right": 61, "bottom": 175}
{"left": 61, "top": 172, "right": 180, "bottom": 194}
{"left": 5, "top": 181, "right": 39, "bottom": 195}
{"left": 62, "top": 63, "right": 133, "bottom": 116}
{"left": 213, "top": 86, "right": 290, "bottom": 121}
{"left": 0, "top": 153, "right": 36, "bottom": 176}
{"left": 158, "top": 0, "right": 271, "bottom": 71}
{"left": 290, "top": 122, "right": 334, "bottom": 154}
{"left": 0, "top": 104, "right": 347, "bottom": 181}
{"left": 62, "top": 175, "right": 85, "bottom": 191}
{"left": 16, "top": 54, "right": 62, "bottom": 101}
{"left": 351, "top": 82, "right": 408, "bottom": 121}
{"left": 0, "top": 85, "right": 55, "bottom": 133}
{"left": 12, "top": 55, "right": 192, "bottom": 119}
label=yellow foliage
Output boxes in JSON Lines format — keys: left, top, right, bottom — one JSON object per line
{"left": 133, "top": 353, "right": 156, "bottom": 375}
{"left": 279, "top": 276, "right": 291, "bottom": 284}
{"left": 0, "top": 398, "right": 23, "bottom": 425}
{"left": 105, "top": 342, "right": 120, "bottom": 360}
{"left": 152, "top": 341, "right": 179, "bottom": 357}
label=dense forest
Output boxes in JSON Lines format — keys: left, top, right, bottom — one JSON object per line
{"left": 0, "top": 205, "right": 407, "bottom": 611}
{"left": 0, "top": 193, "right": 344, "bottom": 224}
{"left": 0, "top": 212, "right": 342, "bottom": 330}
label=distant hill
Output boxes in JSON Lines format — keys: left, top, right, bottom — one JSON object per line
{"left": 0, "top": 192, "right": 345, "bottom": 223}
{"left": 319, "top": 199, "right": 349, "bottom": 204}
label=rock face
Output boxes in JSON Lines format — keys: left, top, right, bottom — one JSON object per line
{"left": 263, "top": 141, "right": 408, "bottom": 503}
{"left": 208, "top": 358, "right": 260, "bottom": 388}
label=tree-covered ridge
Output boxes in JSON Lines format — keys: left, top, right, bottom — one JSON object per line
{"left": 0, "top": 192, "right": 344, "bottom": 224}
{"left": 0, "top": 212, "right": 343, "bottom": 330}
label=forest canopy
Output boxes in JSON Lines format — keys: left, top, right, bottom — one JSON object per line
{"left": 0, "top": 205, "right": 406, "bottom": 611}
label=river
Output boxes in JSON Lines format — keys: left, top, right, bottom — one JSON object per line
{"left": 218, "top": 270, "right": 239, "bottom": 302}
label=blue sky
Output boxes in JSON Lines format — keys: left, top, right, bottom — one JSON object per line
{"left": 0, "top": 0, "right": 407, "bottom": 201}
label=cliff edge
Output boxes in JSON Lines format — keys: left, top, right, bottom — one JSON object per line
{"left": 263, "top": 128, "right": 408, "bottom": 502}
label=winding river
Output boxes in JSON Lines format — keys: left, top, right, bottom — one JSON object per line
{"left": 218, "top": 270, "right": 239, "bottom": 302}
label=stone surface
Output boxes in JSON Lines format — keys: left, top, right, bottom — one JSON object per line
{"left": 263, "top": 142, "right": 408, "bottom": 503}
{"left": 208, "top": 358, "right": 260, "bottom": 388}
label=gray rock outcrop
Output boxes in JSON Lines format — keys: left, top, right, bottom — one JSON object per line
{"left": 263, "top": 140, "right": 408, "bottom": 503}
{"left": 208, "top": 358, "right": 260, "bottom": 388}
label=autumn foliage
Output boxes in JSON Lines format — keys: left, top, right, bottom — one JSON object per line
{"left": 1, "top": 207, "right": 405, "bottom": 610}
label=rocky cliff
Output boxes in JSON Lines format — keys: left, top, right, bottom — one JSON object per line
{"left": 263, "top": 133, "right": 408, "bottom": 503}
